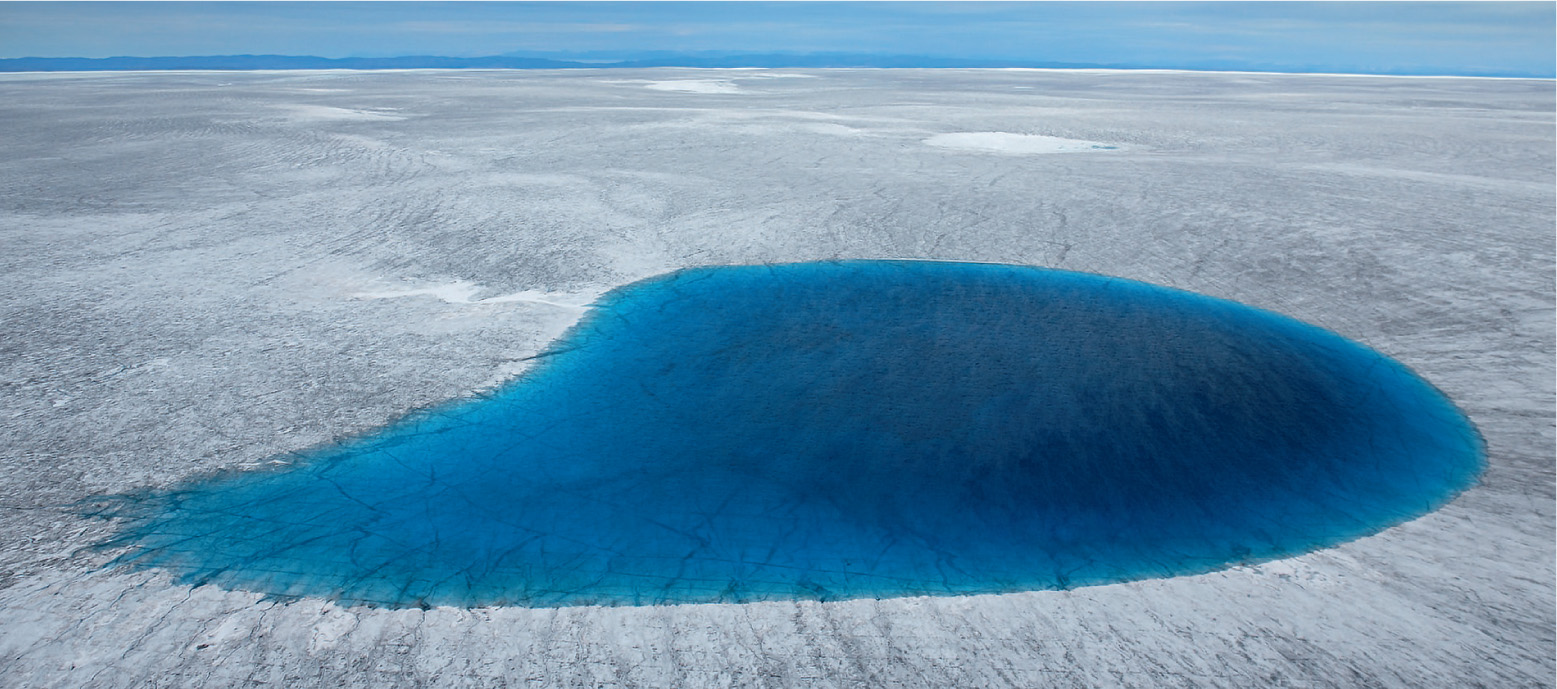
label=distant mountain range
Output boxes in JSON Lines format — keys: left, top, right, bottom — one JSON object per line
{"left": 0, "top": 53, "right": 1541, "bottom": 78}
{"left": 0, "top": 54, "right": 586, "bottom": 71}
{"left": 0, "top": 53, "right": 1106, "bottom": 72}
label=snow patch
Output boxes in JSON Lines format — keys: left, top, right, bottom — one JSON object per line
{"left": 642, "top": 80, "right": 742, "bottom": 94}
{"left": 276, "top": 104, "right": 406, "bottom": 121}
{"left": 742, "top": 72, "right": 819, "bottom": 79}
{"left": 925, "top": 132, "right": 1120, "bottom": 154}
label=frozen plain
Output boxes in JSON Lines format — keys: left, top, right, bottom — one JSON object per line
{"left": 0, "top": 68, "right": 1551, "bottom": 687}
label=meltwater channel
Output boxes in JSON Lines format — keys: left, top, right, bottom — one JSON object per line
{"left": 98, "top": 261, "right": 1484, "bottom": 608}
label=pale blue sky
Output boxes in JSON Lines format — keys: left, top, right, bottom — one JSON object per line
{"left": 1, "top": 2, "right": 1552, "bottom": 76}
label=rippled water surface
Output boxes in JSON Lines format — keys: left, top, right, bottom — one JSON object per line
{"left": 99, "top": 261, "right": 1483, "bottom": 607}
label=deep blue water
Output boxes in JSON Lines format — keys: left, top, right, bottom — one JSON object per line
{"left": 99, "top": 261, "right": 1483, "bottom": 608}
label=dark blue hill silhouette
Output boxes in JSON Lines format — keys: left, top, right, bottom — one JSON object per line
{"left": 0, "top": 54, "right": 586, "bottom": 72}
{"left": 4, "top": 53, "right": 1542, "bottom": 76}
{"left": 0, "top": 52, "right": 1090, "bottom": 72}
{"left": 94, "top": 261, "right": 1483, "bottom": 608}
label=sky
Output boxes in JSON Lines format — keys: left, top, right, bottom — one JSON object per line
{"left": 0, "top": 2, "right": 1552, "bottom": 77}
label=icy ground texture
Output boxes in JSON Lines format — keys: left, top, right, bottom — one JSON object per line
{"left": 101, "top": 261, "right": 1483, "bottom": 608}
{"left": 0, "top": 69, "right": 1550, "bottom": 687}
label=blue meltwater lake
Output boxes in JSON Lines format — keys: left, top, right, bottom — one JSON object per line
{"left": 99, "top": 261, "right": 1483, "bottom": 608}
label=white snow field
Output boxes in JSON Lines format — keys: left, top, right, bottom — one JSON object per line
{"left": 0, "top": 68, "right": 1551, "bottom": 688}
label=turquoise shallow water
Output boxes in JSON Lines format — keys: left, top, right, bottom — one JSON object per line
{"left": 98, "top": 261, "right": 1483, "bottom": 608}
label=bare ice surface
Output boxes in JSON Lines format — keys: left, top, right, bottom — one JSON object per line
{"left": 0, "top": 68, "right": 1551, "bottom": 686}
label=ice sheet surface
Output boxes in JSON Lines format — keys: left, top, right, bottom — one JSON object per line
{"left": 96, "top": 261, "right": 1482, "bottom": 608}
